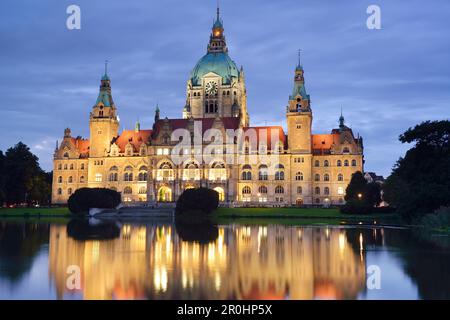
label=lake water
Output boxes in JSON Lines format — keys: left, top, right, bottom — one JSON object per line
{"left": 0, "top": 219, "right": 449, "bottom": 300}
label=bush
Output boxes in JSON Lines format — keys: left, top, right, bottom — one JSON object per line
{"left": 340, "top": 200, "right": 372, "bottom": 215}
{"left": 68, "top": 188, "right": 121, "bottom": 214}
{"left": 175, "top": 187, "right": 219, "bottom": 215}
{"left": 420, "top": 207, "right": 450, "bottom": 229}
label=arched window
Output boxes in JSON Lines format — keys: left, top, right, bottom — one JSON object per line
{"left": 275, "top": 186, "right": 284, "bottom": 194}
{"left": 81, "top": 164, "right": 85, "bottom": 170}
{"left": 123, "top": 186, "right": 132, "bottom": 194}
{"left": 209, "top": 161, "right": 226, "bottom": 181}
{"left": 275, "top": 171, "right": 284, "bottom": 180}
{"left": 138, "top": 172, "right": 148, "bottom": 181}
{"left": 338, "top": 173, "right": 344, "bottom": 182}
{"left": 138, "top": 187, "right": 147, "bottom": 194}
{"left": 68, "top": 188, "right": 73, "bottom": 195}
{"left": 57, "top": 188, "right": 62, "bottom": 195}
{"left": 343, "top": 147, "right": 350, "bottom": 153}
{"left": 324, "top": 187, "right": 330, "bottom": 195}
{"left": 352, "top": 159, "right": 357, "bottom": 166}
{"left": 297, "top": 186, "right": 302, "bottom": 194}
{"left": 314, "top": 160, "right": 320, "bottom": 167}
{"left": 337, "top": 160, "right": 342, "bottom": 167}
{"left": 275, "top": 164, "right": 284, "bottom": 169}
{"left": 70, "top": 164, "right": 74, "bottom": 170}
{"left": 80, "top": 176, "right": 85, "bottom": 183}
{"left": 295, "top": 172, "right": 303, "bottom": 181}
{"left": 68, "top": 176, "right": 73, "bottom": 183}
{"left": 315, "top": 187, "right": 320, "bottom": 195}
{"left": 124, "top": 172, "right": 133, "bottom": 182}
{"left": 315, "top": 174, "right": 320, "bottom": 182}
{"left": 57, "top": 164, "right": 62, "bottom": 170}
{"left": 58, "top": 176, "right": 62, "bottom": 183}
{"left": 109, "top": 173, "right": 118, "bottom": 181}
{"left": 344, "top": 160, "right": 349, "bottom": 167}
{"left": 242, "top": 186, "right": 251, "bottom": 194}
{"left": 241, "top": 171, "right": 252, "bottom": 180}
{"left": 324, "top": 173, "right": 330, "bottom": 181}
{"left": 258, "top": 186, "right": 268, "bottom": 194}
{"left": 64, "top": 164, "right": 68, "bottom": 170}
{"left": 258, "top": 165, "right": 268, "bottom": 181}
{"left": 324, "top": 160, "right": 329, "bottom": 167}
{"left": 315, "top": 198, "right": 320, "bottom": 204}
{"left": 110, "top": 166, "right": 118, "bottom": 171}
{"left": 242, "top": 164, "right": 252, "bottom": 170}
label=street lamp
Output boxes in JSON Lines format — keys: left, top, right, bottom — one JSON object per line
{"left": 358, "top": 193, "right": 362, "bottom": 200}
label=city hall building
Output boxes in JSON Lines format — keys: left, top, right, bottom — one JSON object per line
{"left": 52, "top": 9, "right": 364, "bottom": 206}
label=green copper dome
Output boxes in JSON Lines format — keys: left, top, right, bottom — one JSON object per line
{"left": 190, "top": 52, "right": 239, "bottom": 86}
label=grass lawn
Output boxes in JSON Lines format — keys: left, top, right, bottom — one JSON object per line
{"left": 213, "top": 207, "right": 400, "bottom": 224}
{"left": 0, "top": 207, "right": 71, "bottom": 216}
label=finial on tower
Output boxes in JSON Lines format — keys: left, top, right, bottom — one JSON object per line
{"left": 296, "top": 49, "right": 303, "bottom": 70}
{"left": 102, "top": 60, "right": 110, "bottom": 81}
{"left": 339, "top": 107, "right": 345, "bottom": 129}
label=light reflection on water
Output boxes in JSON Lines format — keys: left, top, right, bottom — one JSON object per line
{"left": 0, "top": 221, "right": 449, "bottom": 300}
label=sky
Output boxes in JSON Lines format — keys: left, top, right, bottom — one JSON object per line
{"left": 0, "top": 0, "right": 449, "bottom": 177}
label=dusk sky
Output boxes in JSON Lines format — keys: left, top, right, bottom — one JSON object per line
{"left": 0, "top": 0, "right": 449, "bottom": 177}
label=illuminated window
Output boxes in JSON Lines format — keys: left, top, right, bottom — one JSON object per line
{"left": 258, "top": 165, "right": 268, "bottom": 181}
{"left": 275, "top": 186, "right": 284, "bottom": 194}
{"left": 242, "top": 186, "right": 251, "bottom": 194}
{"left": 80, "top": 176, "right": 85, "bottom": 183}
{"left": 338, "top": 187, "right": 344, "bottom": 195}
{"left": 123, "top": 186, "right": 132, "bottom": 194}
{"left": 95, "top": 173, "right": 102, "bottom": 182}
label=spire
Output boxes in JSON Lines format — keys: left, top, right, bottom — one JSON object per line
{"left": 135, "top": 119, "right": 140, "bottom": 132}
{"left": 96, "top": 62, "right": 114, "bottom": 107}
{"left": 208, "top": 4, "right": 227, "bottom": 53}
{"left": 296, "top": 49, "right": 303, "bottom": 70}
{"left": 102, "top": 60, "right": 110, "bottom": 81}
{"left": 154, "top": 104, "right": 160, "bottom": 122}
{"left": 339, "top": 107, "right": 345, "bottom": 130}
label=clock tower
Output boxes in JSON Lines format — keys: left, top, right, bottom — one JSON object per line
{"left": 184, "top": 7, "right": 249, "bottom": 126}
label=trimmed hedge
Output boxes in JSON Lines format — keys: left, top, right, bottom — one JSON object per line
{"left": 68, "top": 188, "right": 121, "bottom": 214}
{"left": 175, "top": 187, "right": 219, "bottom": 215}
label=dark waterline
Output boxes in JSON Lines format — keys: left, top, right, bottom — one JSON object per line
{"left": 0, "top": 219, "right": 449, "bottom": 300}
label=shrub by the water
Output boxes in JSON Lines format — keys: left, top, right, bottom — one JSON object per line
{"left": 341, "top": 200, "right": 373, "bottom": 215}
{"left": 175, "top": 187, "right": 219, "bottom": 215}
{"left": 68, "top": 188, "right": 121, "bottom": 214}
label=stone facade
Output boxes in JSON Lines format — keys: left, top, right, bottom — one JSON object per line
{"left": 52, "top": 9, "right": 364, "bottom": 207}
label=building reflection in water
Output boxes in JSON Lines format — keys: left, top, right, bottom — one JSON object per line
{"left": 48, "top": 223, "right": 368, "bottom": 300}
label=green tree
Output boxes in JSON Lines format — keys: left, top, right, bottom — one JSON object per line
{"left": 341, "top": 171, "right": 382, "bottom": 214}
{"left": 0, "top": 151, "right": 5, "bottom": 206}
{"left": 3, "top": 142, "right": 51, "bottom": 206}
{"left": 383, "top": 120, "right": 450, "bottom": 218}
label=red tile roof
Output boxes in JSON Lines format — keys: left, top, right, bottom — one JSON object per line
{"left": 70, "top": 137, "right": 90, "bottom": 157}
{"left": 243, "top": 126, "right": 286, "bottom": 149}
{"left": 114, "top": 129, "right": 152, "bottom": 152}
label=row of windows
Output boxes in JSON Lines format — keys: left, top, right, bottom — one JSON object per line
{"left": 57, "top": 163, "right": 85, "bottom": 170}
{"left": 56, "top": 186, "right": 147, "bottom": 196}
{"left": 242, "top": 185, "right": 345, "bottom": 196}
{"left": 57, "top": 176, "right": 85, "bottom": 183}
{"left": 108, "top": 172, "right": 148, "bottom": 182}
{"left": 314, "top": 159, "right": 357, "bottom": 167}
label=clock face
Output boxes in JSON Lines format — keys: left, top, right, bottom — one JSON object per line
{"left": 205, "top": 81, "right": 218, "bottom": 95}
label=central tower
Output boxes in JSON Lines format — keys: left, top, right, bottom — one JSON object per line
{"left": 184, "top": 7, "right": 249, "bottom": 126}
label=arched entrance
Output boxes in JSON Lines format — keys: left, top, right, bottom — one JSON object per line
{"left": 158, "top": 186, "right": 172, "bottom": 202}
{"left": 214, "top": 187, "right": 225, "bottom": 202}
{"left": 296, "top": 198, "right": 304, "bottom": 207}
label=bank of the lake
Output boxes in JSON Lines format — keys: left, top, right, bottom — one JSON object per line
{"left": 0, "top": 206, "right": 403, "bottom": 225}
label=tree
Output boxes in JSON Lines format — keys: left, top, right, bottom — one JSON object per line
{"left": 0, "top": 151, "right": 5, "bottom": 206}
{"left": 2, "top": 142, "right": 52, "bottom": 206}
{"left": 176, "top": 188, "right": 219, "bottom": 215}
{"left": 383, "top": 120, "right": 450, "bottom": 219}
{"left": 341, "top": 171, "right": 382, "bottom": 214}
{"left": 68, "top": 188, "right": 121, "bottom": 214}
